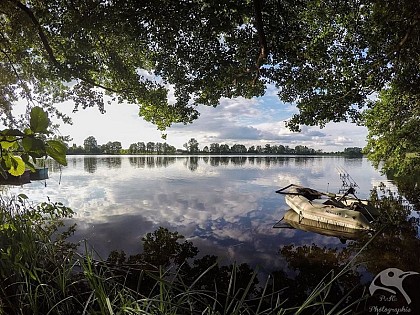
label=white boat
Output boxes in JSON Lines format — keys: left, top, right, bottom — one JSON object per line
{"left": 276, "top": 184, "right": 378, "bottom": 231}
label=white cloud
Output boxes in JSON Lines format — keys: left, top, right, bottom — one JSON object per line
{"left": 41, "top": 89, "right": 369, "bottom": 151}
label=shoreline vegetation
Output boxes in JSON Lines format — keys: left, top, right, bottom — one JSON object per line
{"left": 68, "top": 136, "right": 364, "bottom": 157}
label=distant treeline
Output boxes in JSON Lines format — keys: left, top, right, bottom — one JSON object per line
{"left": 67, "top": 136, "right": 364, "bottom": 157}
{"left": 67, "top": 136, "right": 178, "bottom": 155}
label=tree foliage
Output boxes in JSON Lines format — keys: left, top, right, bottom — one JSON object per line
{"left": 268, "top": 0, "right": 420, "bottom": 173}
{"left": 1, "top": 0, "right": 419, "bottom": 174}
{"left": 83, "top": 136, "right": 99, "bottom": 154}
{"left": 183, "top": 138, "right": 199, "bottom": 153}
{"left": 0, "top": 106, "right": 67, "bottom": 178}
{"left": 0, "top": 0, "right": 265, "bottom": 130}
{"left": 363, "top": 87, "right": 420, "bottom": 175}
{"left": 141, "top": 227, "right": 198, "bottom": 267}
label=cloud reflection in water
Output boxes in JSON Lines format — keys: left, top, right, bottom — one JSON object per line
{"left": 9, "top": 155, "right": 391, "bottom": 271}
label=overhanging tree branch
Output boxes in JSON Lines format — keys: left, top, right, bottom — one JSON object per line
{"left": 8, "top": 0, "right": 126, "bottom": 95}
{"left": 8, "top": 0, "right": 61, "bottom": 69}
{"left": 252, "top": 0, "right": 268, "bottom": 84}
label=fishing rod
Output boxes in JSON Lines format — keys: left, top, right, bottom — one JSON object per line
{"left": 336, "top": 166, "right": 359, "bottom": 193}
{"left": 335, "top": 167, "right": 378, "bottom": 221}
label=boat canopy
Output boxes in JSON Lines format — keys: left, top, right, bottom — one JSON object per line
{"left": 276, "top": 184, "right": 323, "bottom": 201}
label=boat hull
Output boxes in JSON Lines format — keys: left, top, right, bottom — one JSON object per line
{"left": 285, "top": 194, "right": 373, "bottom": 230}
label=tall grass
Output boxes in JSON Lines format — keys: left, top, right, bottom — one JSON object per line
{"left": 0, "top": 195, "right": 372, "bottom": 314}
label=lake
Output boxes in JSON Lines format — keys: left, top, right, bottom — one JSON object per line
{"left": 7, "top": 154, "right": 420, "bottom": 311}
{"left": 7, "top": 155, "right": 393, "bottom": 269}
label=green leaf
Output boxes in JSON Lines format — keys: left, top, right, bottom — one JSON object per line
{"left": 22, "top": 136, "right": 46, "bottom": 154}
{"left": 0, "top": 136, "right": 17, "bottom": 149}
{"left": 0, "top": 223, "right": 17, "bottom": 232}
{"left": 24, "top": 128, "right": 34, "bottom": 135}
{"left": 21, "top": 154, "right": 36, "bottom": 171}
{"left": 46, "top": 140, "right": 67, "bottom": 166}
{"left": 0, "top": 129, "right": 25, "bottom": 137}
{"left": 22, "top": 136, "right": 48, "bottom": 160}
{"left": 2, "top": 154, "right": 12, "bottom": 169}
{"left": 30, "top": 107, "right": 50, "bottom": 133}
{"left": 8, "top": 156, "right": 26, "bottom": 176}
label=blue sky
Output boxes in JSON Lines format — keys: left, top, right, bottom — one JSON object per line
{"left": 54, "top": 85, "right": 368, "bottom": 152}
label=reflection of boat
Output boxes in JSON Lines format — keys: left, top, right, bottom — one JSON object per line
{"left": 276, "top": 209, "right": 365, "bottom": 240}
{"left": 0, "top": 167, "right": 49, "bottom": 186}
{"left": 0, "top": 170, "right": 31, "bottom": 186}
{"left": 30, "top": 167, "right": 49, "bottom": 180}
{"left": 276, "top": 184, "right": 378, "bottom": 231}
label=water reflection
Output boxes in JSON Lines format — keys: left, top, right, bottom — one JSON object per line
{"left": 184, "top": 156, "right": 199, "bottom": 171}
{"left": 387, "top": 170, "right": 420, "bottom": 212}
{"left": 6, "top": 155, "right": 420, "bottom": 312}
{"left": 84, "top": 156, "right": 97, "bottom": 173}
{"left": 128, "top": 156, "right": 177, "bottom": 169}
{"left": 46, "top": 155, "right": 359, "bottom": 172}
{"left": 100, "top": 156, "right": 121, "bottom": 169}
{"left": 101, "top": 207, "right": 420, "bottom": 313}
{"left": 276, "top": 209, "right": 366, "bottom": 243}
{"left": 11, "top": 156, "right": 400, "bottom": 269}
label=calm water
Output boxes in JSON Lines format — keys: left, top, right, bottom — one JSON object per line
{"left": 6, "top": 155, "right": 420, "bottom": 311}
{"left": 7, "top": 155, "right": 392, "bottom": 269}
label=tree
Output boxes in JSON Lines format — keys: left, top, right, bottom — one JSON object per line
{"left": 155, "top": 142, "right": 163, "bottom": 155}
{"left": 219, "top": 144, "right": 230, "bottom": 154}
{"left": 146, "top": 142, "right": 155, "bottom": 153}
{"left": 276, "top": 145, "right": 286, "bottom": 154}
{"left": 128, "top": 143, "right": 139, "bottom": 154}
{"left": 0, "top": 0, "right": 265, "bottom": 131}
{"left": 210, "top": 143, "right": 220, "bottom": 154}
{"left": 83, "top": 136, "right": 99, "bottom": 154}
{"left": 67, "top": 143, "right": 84, "bottom": 154}
{"left": 270, "top": 1, "right": 420, "bottom": 131}
{"left": 295, "top": 145, "right": 312, "bottom": 155}
{"left": 265, "top": 1, "right": 420, "bottom": 172}
{"left": 363, "top": 87, "right": 420, "bottom": 175}
{"left": 162, "top": 143, "right": 176, "bottom": 154}
{"left": 2, "top": 0, "right": 420, "bottom": 174}
{"left": 231, "top": 144, "right": 247, "bottom": 154}
{"left": 138, "top": 142, "right": 146, "bottom": 154}
{"left": 102, "top": 141, "right": 122, "bottom": 154}
{"left": 344, "top": 147, "right": 363, "bottom": 158}
{"left": 184, "top": 138, "right": 199, "bottom": 154}
{"left": 264, "top": 144, "right": 271, "bottom": 154}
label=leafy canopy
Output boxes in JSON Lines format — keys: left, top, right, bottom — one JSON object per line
{"left": 1, "top": 0, "right": 267, "bottom": 131}
{"left": 1, "top": 0, "right": 420, "bottom": 173}
{"left": 364, "top": 87, "right": 420, "bottom": 175}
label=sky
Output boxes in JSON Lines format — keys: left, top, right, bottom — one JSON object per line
{"left": 52, "top": 84, "right": 368, "bottom": 152}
